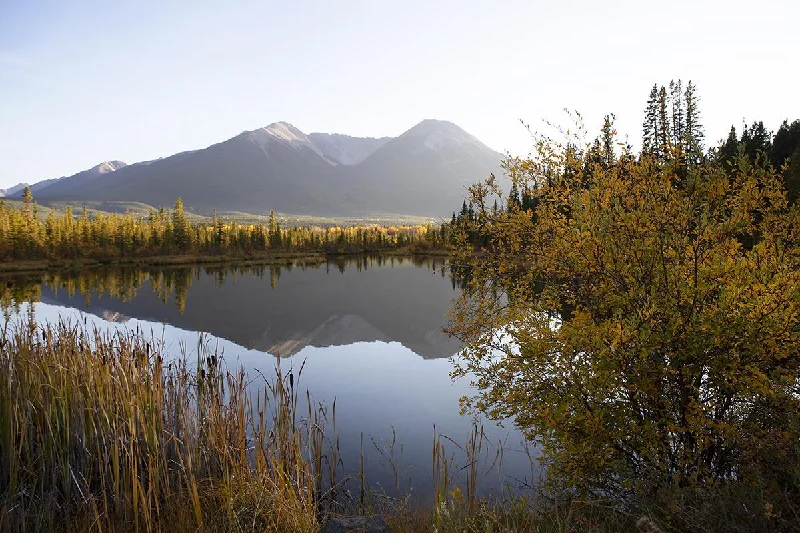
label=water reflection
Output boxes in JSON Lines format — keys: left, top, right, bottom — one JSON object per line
{"left": 2, "top": 256, "right": 462, "bottom": 359}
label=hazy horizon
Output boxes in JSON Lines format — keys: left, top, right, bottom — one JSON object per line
{"left": 2, "top": 0, "right": 799, "bottom": 188}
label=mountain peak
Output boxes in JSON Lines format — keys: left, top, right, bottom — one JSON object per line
{"left": 91, "top": 160, "right": 127, "bottom": 176}
{"left": 400, "top": 119, "right": 483, "bottom": 151}
{"left": 241, "top": 122, "right": 328, "bottom": 160}
{"left": 262, "top": 122, "right": 307, "bottom": 142}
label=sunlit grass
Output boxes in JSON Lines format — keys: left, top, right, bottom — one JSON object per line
{"left": 0, "top": 319, "right": 321, "bottom": 532}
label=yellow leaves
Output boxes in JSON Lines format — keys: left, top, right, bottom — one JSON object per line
{"left": 450, "top": 132, "right": 800, "bottom": 498}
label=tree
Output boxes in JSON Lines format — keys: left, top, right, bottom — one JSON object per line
{"left": 786, "top": 144, "right": 800, "bottom": 205}
{"left": 670, "top": 79, "right": 684, "bottom": 149}
{"left": 21, "top": 186, "right": 33, "bottom": 226}
{"left": 172, "top": 197, "right": 189, "bottom": 251}
{"left": 716, "top": 126, "right": 739, "bottom": 172}
{"left": 642, "top": 84, "right": 659, "bottom": 154}
{"left": 771, "top": 119, "right": 800, "bottom": 169}
{"left": 683, "top": 80, "right": 704, "bottom": 163}
{"left": 741, "top": 120, "right": 772, "bottom": 164}
{"left": 600, "top": 114, "right": 616, "bottom": 167}
{"left": 448, "top": 126, "right": 800, "bottom": 501}
{"left": 656, "top": 86, "right": 670, "bottom": 158}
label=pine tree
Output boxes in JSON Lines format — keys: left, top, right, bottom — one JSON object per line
{"left": 642, "top": 85, "right": 659, "bottom": 154}
{"left": 21, "top": 187, "right": 33, "bottom": 226}
{"left": 657, "top": 86, "right": 671, "bottom": 159}
{"left": 717, "top": 126, "right": 739, "bottom": 172}
{"left": 172, "top": 197, "right": 189, "bottom": 251}
{"left": 601, "top": 114, "right": 616, "bottom": 167}
{"left": 771, "top": 119, "right": 800, "bottom": 169}
{"left": 670, "top": 79, "right": 684, "bottom": 150}
{"left": 683, "top": 81, "right": 704, "bottom": 163}
{"left": 742, "top": 121, "right": 772, "bottom": 164}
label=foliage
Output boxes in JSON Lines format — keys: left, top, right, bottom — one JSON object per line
{"left": 447, "top": 114, "right": 800, "bottom": 519}
{"left": 716, "top": 119, "right": 800, "bottom": 206}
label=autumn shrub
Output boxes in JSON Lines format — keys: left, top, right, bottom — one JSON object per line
{"left": 448, "top": 124, "right": 800, "bottom": 529}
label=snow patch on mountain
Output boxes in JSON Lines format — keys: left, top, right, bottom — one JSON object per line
{"left": 308, "top": 133, "right": 390, "bottom": 165}
{"left": 91, "top": 161, "right": 128, "bottom": 176}
{"left": 245, "top": 122, "right": 327, "bottom": 160}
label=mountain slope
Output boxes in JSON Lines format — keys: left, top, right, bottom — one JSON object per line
{"left": 28, "top": 120, "right": 504, "bottom": 217}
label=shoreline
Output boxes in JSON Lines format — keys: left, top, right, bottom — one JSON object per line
{"left": 0, "top": 248, "right": 453, "bottom": 275}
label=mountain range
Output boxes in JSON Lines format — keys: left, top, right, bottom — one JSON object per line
{"left": 6, "top": 120, "right": 504, "bottom": 217}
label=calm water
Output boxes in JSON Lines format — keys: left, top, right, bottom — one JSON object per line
{"left": 1, "top": 256, "right": 538, "bottom": 499}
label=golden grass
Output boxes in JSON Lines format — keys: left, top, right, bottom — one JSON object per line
{"left": 0, "top": 319, "right": 323, "bottom": 532}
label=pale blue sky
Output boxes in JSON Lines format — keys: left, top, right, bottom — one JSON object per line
{"left": 1, "top": 0, "right": 798, "bottom": 187}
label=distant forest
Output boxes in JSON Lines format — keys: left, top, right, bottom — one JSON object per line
{"left": 0, "top": 196, "right": 451, "bottom": 265}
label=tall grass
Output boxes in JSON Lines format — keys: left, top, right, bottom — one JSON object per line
{"left": 0, "top": 318, "right": 325, "bottom": 533}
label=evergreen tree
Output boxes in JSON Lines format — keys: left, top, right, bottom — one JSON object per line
{"left": 771, "top": 119, "right": 800, "bottom": 169}
{"left": 670, "top": 79, "right": 684, "bottom": 149}
{"left": 683, "top": 81, "right": 704, "bottom": 163}
{"left": 600, "top": 114, "right": 616, "bottom": 167}
{"left": 657, "top": 86, "right": 671, "bottom": 158}
{"left": 642, "top": 84, "right": 659, "bottom": 154}
{"left": 741, "top": 121, "right": 772, "bottom": 164}
{"left": 717, "top": 126, "right": 739, "bottom": 172}
{"left": 21, "top": 187, "right": 33, "bottom": 226}
{"left": 172, "top": 197, "right": 189, "bottom": 250}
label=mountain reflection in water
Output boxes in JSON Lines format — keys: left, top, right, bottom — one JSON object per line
{"left": 3, "top": 256, "right": 462, "bottom": 359}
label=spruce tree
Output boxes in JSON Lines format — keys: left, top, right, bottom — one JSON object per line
{"left": 642, "top": 84, "right": 659, "bottom": 154}
{"left": 683, "top": 81, "right": 704, "bottom": 163}
{"left": 670, "top": 79, "right": 684, "bottom": 150}
{"left": 601, "top": 114, "right": 616, "bottom": 167}
{"left": 657, "top": 86, "right": 671, "bottom": 159}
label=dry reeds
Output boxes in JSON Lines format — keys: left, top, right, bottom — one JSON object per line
{"left": 0, "top": 318, "right": 325, "bottom": 533}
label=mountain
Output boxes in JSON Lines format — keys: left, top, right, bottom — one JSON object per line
{"left": 24, "top": 120, "right": 503, "bottom": 217}
{"left": 7, "top": 161, "right": 127, "bottom": 199}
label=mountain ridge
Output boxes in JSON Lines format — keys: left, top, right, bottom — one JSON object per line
{"left": 18, "top": 120, "right": 504, "bottom": 217}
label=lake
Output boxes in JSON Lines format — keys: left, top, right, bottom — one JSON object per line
{"left": 0, "top": 256, "right": 538, "bottom": 500}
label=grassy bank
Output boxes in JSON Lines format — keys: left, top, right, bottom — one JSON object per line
{"left": 0, "top": 320, "right": 325, "bottom": 532}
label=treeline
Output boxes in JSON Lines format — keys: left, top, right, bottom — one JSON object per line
{"left": 0, "top": 194, "right": 451, "bottom": 263}
{"left": 448, "top": 79, "right": 800, "bottom": 248}
{"left": 718, "top": 118, "right": 800, "bottom": 203}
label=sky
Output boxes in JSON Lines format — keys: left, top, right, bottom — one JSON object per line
{"left": 1, "top": 0, "right": 798, "bottom": 188}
